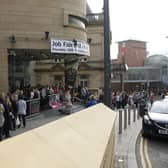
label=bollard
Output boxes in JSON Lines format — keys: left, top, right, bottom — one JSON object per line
{"left": 124, "top": 107, "right": 127, "bottom": 129}
{"left": 133, "top": 104, "right": 136, "bottom": 122}
{"left": 119, "top": 109, "right": 122, "bottom": 134}
{"left": 128, "top": 105, "right": 131, "bottom": 125}
{"left": 137, "top": 103, "right": 140, "bottom": 120}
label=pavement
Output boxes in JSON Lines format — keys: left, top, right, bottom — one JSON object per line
{"left": 9, "top": 103, "right": 142, "bottom": 168}
{"left": 114, "top": 108, "right": 142, "bottom": 168}
{"left": 10, "top": 103, "right": 85, "bottom": 137}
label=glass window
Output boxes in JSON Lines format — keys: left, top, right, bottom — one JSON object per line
{"left": 69, "top": 15, "right": 86, "bottom": 29}
{"left": 15, "top": 63, "right": 24, "bottom": 73}
{"left": 150, "top": 101, "right": 168, "bottom": 114}
{"left": 80, "top": 75, "right": 88, "bottom": 87}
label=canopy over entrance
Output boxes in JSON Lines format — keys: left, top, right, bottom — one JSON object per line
{"left": 8, "top": 49, "right": 62, "bottom": 61}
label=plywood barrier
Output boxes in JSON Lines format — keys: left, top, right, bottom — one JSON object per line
{"left": 0, "top": 103, "right": 116, "bottom": 168}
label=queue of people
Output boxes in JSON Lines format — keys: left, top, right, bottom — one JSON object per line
{"left": 0, "top": 82, "right": 157, "bottom": 142}
{"left": 0, "top": 92, "right": 27, "bottom": 141}
{"left": 111, "top": 90, "right": 155, "bottom": 110}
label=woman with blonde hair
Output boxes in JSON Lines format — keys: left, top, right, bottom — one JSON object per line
{"left": 86, "top": 94, "right": 97, "bottom": 107}
{"left": 0, "top": 103, "right": 5, "bottom": 141}
{"left": 0, "top": 92, "right": 11, "bottom": 138}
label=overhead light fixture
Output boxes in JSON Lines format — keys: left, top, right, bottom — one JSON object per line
{"left": 72, "top": 39, "right": 77, "bottom": 47}
{"left": 9, "top": 35, "right": 16, "bottom": 43}
{"left": 45, "top": 31, "right": 49, "bottom": 40}
{"left": 87, "top": 38, "right": 92, "bottom": 44}
{"left": 8, "top": 50, "right": 16, "bottom": 56}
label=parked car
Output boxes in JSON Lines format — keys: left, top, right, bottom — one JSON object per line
{"left": 142, "top": 100, "right": 168, "bottom": 138}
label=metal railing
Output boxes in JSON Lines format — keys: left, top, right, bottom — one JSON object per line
{"left": 26, "top": 98, "right": 40, "bottom": 118}
{"left": 87, "top": 13, "right": 103, "bottom": 23}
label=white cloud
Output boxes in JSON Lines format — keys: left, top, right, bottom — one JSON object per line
{"left": 87, "top": 0, "right": 168, "bottom": 58}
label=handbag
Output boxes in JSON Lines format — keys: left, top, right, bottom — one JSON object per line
{"left": 16, "top": 116, "right": 20, "bottom": 126}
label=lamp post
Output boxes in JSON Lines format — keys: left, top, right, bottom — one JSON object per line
{"left": 103, "top": 0, "right": 111, "bottom": 107}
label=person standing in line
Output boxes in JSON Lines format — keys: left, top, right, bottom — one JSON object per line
{"left": 6, "top": 95, "right": 14, "bottom": 130}
{"left": 86, "top": 95, "right": 97, "bottom": 108}
{"left": 17, "top": 95, "right": 27, "bottom": 128}
{"left": 10, "top": 94, "right": 18, "bottom": 130}
{"left": 0, "top": 92, "right": 11, "bottom": 138}
{"left": 63, "top": 89, "right": 73, "bottom": 107}
{"left": 0, "top": 103, "right": 5, "bottom": 141}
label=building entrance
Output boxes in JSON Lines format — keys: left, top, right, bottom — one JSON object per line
{"left": 8, "top": 48, "right": 59, "bottom": 92}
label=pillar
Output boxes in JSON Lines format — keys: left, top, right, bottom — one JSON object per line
{"left": 0, "top": 48, "right": 8, "bottom": 93}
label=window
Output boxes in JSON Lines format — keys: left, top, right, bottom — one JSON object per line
{"left": 15, "top": 62, "right": 24, "bottom": 73}
{"left": 80, "top": 75, "right": 88, "bottom": 87}
{"left": 69, "top": 15, "right": 86, "bottom": 29}
{"left": 36, "top": 74, "right": 41, "bottom": 81}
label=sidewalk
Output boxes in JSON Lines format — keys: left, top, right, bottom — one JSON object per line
{"left": 10, "top": 104, "right": 142, "bottom": 168}
{"left": 114, "top": 109, "right": 142, "bottom": 168}
{"left": 10, "top": 103, "right": 85, "bottom": 137}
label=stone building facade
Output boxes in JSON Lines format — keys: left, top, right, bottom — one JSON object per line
{"left": 0, "top": 0, "right": 88, "bottom": 92}
{"left": 34, "top": 12, "right": 104, "bottom": 96}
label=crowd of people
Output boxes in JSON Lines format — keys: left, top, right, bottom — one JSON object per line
{"left": 0, "top": 92, "right": 27, "bottom": 141}
{"left": 111, "top": 90, "right": 155, "bottom": 109}
{"left": 0, "top": 82, "right": 158, "bottom": 142}
{"left": 0, "top": 84, "right": 97, "bottom": 141}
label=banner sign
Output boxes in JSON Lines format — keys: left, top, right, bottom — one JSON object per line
{"left": 51, "top": 39, "right": 90, "bottom": 56}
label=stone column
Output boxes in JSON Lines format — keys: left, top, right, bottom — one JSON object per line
{"left": 0, "top": 48, "right": 8, "bottom": 93}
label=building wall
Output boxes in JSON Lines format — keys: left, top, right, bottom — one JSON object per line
{"left": 85, "top": 13, "right": 104, "bottom": 88}
{"left": 34, "top": 13, "right": 104, "bottom": 90}
{"left": 118, "top": 40, "right": 147, "bottom": 67}
{"left": 0, "top": 0, "right": 87, "bottom": 92}
{"left": 0, "top": 49, "right": 8, "bottom": 93}
{"left": 87, "top": 26, "right": 104, "bottom": 62}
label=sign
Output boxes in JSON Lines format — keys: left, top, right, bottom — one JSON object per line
{"left": 121, "top": 42, "right": 126, "bottom": 55}
{"left": 51, "top": 39, "right": 90, "bottom": 56}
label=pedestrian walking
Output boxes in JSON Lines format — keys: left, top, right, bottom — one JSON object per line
{"left": 17, "top": 95, "right": 27, "bottom": 128}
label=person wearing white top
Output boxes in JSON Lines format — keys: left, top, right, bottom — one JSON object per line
{"left": 17, "top": 95, "right": 27, "bottom": 128}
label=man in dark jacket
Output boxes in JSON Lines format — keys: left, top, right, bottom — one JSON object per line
{"left": 86, "top": 95, "right": 97, "bottom": 107}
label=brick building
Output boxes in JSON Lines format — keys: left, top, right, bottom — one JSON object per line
{"left": 117, "top": 40, "right": 147, "bottom": 67}
{"left": 111, "top": 39, "right": 148, "bottom": 91}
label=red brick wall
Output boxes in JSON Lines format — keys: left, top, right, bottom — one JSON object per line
{"left": 117, "top": 40, "right": 147, "bottom": 67}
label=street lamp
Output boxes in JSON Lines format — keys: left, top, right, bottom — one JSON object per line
{"left": 103, "top": 0, "right": 111, "bottom": 107}
{"left": 120, "top": 63, "right": 128, "bottom": 92}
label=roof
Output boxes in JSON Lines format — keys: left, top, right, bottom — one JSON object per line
{"left": 117, "top": 39, "right": 147, "bottom": 43}
{"left": 145, "top": 54, "right": 168, "bottom": 67}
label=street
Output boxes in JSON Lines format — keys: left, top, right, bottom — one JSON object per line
{"left": 136, "top": 132, "right": 168, "bottom": 168}
{"left": 148, "top": 137, "right": 168, "bottom": 168}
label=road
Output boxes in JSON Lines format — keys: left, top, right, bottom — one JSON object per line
{"left": 136, "top": 133, "right": 168, "bottom": 168}
{"left": 147, "top": 137, "right": 168, "bottom": 168}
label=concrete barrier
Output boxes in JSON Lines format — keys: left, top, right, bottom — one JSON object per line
{"left": 0, "top": 103, "right": 116, "bottom": 168}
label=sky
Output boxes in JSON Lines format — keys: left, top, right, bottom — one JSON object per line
{"left": 87, "top": 0, "right": 168, "bottom": 59}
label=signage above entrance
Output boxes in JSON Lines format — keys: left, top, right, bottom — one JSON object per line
{"left": 51, "top": 39, "right": 90, "bottom": 56}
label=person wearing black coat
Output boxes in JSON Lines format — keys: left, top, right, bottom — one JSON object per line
{"left": 10, "top": 94, "right": 18, "bottom": 130}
